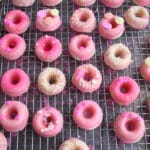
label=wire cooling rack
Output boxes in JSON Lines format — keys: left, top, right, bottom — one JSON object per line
{"left": 0, "top": 0, "right": 150, "bottom": 149}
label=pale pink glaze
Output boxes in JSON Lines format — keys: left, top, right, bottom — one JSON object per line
{"left": 12, "top": 0, "right": 35, "bottom": 7}
{"left": 69, "top": 34, "right": 95, "bottom": 61}
{"left": 35, "top": 35, "right": 62, "bottom": 62}
{"left": 73, "top": 100, "right": 103, "bottom": 130}
{"left": 101, "top": 0, "right": 124, "bottom": 8}
{"left": 73, "top": 0, "right": 96, "bottom": 6}
{"left": 114, "top": 112, "right": 145, "bottom": 143}
{"left": 109, "top": 76, "right": 140, "bottom": 106}
{"left": 1, "top": 68, "right": 30, "bottom": 97}
{"left": 32, "top": 106, "right": 63, "bottom": 137}
{"left": 70, "top": 8, "right": 96, "bottom": 33}
{"left": 0, "top": 33, "right": 26, "bottom": 60}
{"left": 41, "top": 0, "right": 62, "bottom": 6}
{"left": 36, "top": 9, "right": 62, "bottom": 32}
{"left": 124, "top": 6, "right": 149, "bottom": 30}
{"left": 140, "top": 57, "right": 150, "bottom": 81}
{"left": 0, "top": 132, "right": 7, "bottom": 150}
{"left": 72, "top": 64, "right": 102, "bottom": 93}
{"left": 59, "top": 138, "right": 89, "bottom": 150}
{"left": 0, "top": 101, "right": 29, "bottom": 132}
{"left": 133, "top": 0, "right": 150, "bottom": 6}
{"left": 4, "top": 10, "right": 30, "bottom": 34}
{"left": 99, "top": 13, "right": 125, "bottom": 39}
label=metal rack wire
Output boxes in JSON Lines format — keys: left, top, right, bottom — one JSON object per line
{"left": 0, "top": 0, "right": 150, "bottom": 149}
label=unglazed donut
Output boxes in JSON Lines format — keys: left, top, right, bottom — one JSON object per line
{"left": 0, "top": 33, "right": 26, "bottom": 60}
{"left": 109, "top": 76, "right": 140, "bottom": 106}
{"left": 124, "top": 6, "right": 149, "bottom": 30}
{"left": 73, "top": 100, "right": 103, "bottom": 130}
{"left": 59, "top": 138, "right": 89, "bottom": 150}
{"left": 72, "top": 64, "right": 102, "bottom": 93}
{"left": 36, "top": 9, "right": 62, "bottom": 32}
{"left": 69, "top": 34, "right": 95, "bottom": 61}
{"left": 32, "top": 106, "right": 63, "bottom": 137}
{"left": 12, "top": 0, "right": 35, "bottom": 7}
{"left": 133, "top": 0, "right": 150, "bottom": 6}
{"left": 73, "top": 0, "right": 96, "bottom": 6}
{"left": 41, "top": 0, "right": 62, "bottom": 6}
{"left": 140, "top": 57, "right": 150, "bottom": 81}
{"left": 104, "top": 43, "right": 132, "bottom": 70}
{"left": 1, "top": 68, "right": 30, "bottom": 97}
{"left": 114, "top": 112, "right": 145, "bottom": 143}
{"left": 101, "top": 0, "right": 124, "bottom": 8}
{"left": 38, "top": 67, "right": 66, "bottom": 96}
{"left": 99, "top": 12, "right": 125, "bottom": 39}
{"left": 0, "top": 101, "right": 29, "bottom": 132}
{"left": 0, "top": 132, "right": 7, "bottom": 150}
{"left": 4, "top": 10, "right": 30, "bottom": 34}
{"left": 35, "top": 35, "right": 62, "bottom": 62}
{"left": 70, "top": 8, "right": 96, "bottom": 33}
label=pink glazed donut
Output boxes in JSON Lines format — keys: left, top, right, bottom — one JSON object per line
{"left": 114, "top": 112, "right": 145, "bottom": 143}
{"left": 0, "top": 101, "right": 29, "bottom": 132}
{"left": 0, "top": 33, "right": 26, "bottom": 60}
{"left": 140, "top": 57, "right": 150, "bottom": 81}
{"left": 1, "top": 68, "right": 30, "bottom": 97}
{"left": 4, "top": 10, "right": 30, "bottom": 34}
{"left": 72, "top": 64, "right": 102, "bottom": 93}
{"left": 109, "top": 76, "right": 140, "bottom": 106}
{"left": 69, "top": 34, "right": 95, "bottom": 61}
{"left": 0, "top": 132, "right": 7, "bottom": 150}
{"left": 133, "top": 0, "right": 150, "bottom": 6}
{"left": 73, "top": 100, "right": 103, "bottom": 130}
{"left": 73, "top": 0, "right": 96, "bottom": 6}
{"left": 12, "top": 0, "right": 35, "bottom": 7}
{"left": 99, "top": 12, "right": 125, "bottom": 40}
{"left": 101, "top": 0, "right": 124, "bottom": 8}
{"left": 36, "top": 9, "right": 62, "bottom": 32}
{"left": 35, "top": 35, "right": 62, "bottom": 62}
{"left": 41, "top": 0, "right": 62, "bottom": 6}
{"left": 70, "top": 8, "right": 96, "bottom": 33}
{"left": 32, "top": 106, "right": 63, "bottom": 137}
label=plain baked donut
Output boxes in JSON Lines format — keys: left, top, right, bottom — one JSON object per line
{"left": 0, "top": 132, "right": 7, "bottom": 150}
{"left": 12, "top": 0, "right": 35, "bottom": 7}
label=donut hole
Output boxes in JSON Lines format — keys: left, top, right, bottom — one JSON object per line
{"left": 8, "top": 40, "right": 17, "bottom": 49}
{"left": 115, "top": 49, "right": 125, "bottom": 59}
{"left": 11, "top": 74, "right": 20, "bottom": 85}
{"left": 80, "top": 13, "right": 89, "bottom": 22}
{"left": 135, "top": 10, "right": 145, "bottom": 18}
{"left": 83, "top": 72, "right": 93, "bottom": 82}
{"left": 109, "top": 19, "right": 118, "bottom": 28}
{"left": 8, "top": 108, "right": 18, "bottom": 119}
{"left": 126, "top": 119, "right": 137, "bottom": 131}
{"left": 43, "top": 116, "right": 54, "bottom": 127}
{"left": 83, "top": 106, "right": 95, "bottom": 119}
{"left": 120, "top": 83, "right": 131, "bottom": 94}
{"left": 49, "top": 75, "right": 57, "bottom": 84}
{"left": 45, "top": 12, "right": 54, "bottom": 18}
{"left": 12, "top": 15, "right": 22, "bottom": 24}
{"left": 43, "top": 42, "right": 52, "bottom": 52}
{"left": 77, "top": 40, "right": 87, "bottom": 49}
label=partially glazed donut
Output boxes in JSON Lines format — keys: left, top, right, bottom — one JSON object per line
{"left": 41, "top": 0, "right": 62, "bottom": 6}
{"left": 0, "top": 101, "right": 29, "bottom": 132}
{"left": 101, "top": 0, "right": 124, "bottom": 8}
{"left": 133, "top": 0, "right": 150, "bottom": 6}
{"left": 73, "top": 0, "right": 96, "bottom": 6}
{"left": 12, "top": 0, "right": 35, "bottom": 7}
{"left": 0, "top": 132, "right": 7, "bottom": 150}
{"left": 114, "top": 112, "right": 145, "bottom": 143}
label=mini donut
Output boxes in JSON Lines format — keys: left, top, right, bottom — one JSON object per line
{"left": 12, "top": 0, "right": 35, "bottom": 7}
{"left": 109, "top": 76, "right": 140, "bottom": 106}
{"left": 69, "top": 34, "right": 95, "bottom": 61}
{"left": 70, "top": 8, "right": 96, "bottom": 33}
{"left": 41, "top": 0, "right": 62, "bottom": 6}
{"left": 0, "top": 101, "right": 29, "bottom": 132}
{"left": 99, "top": 12, "right": 125, "bottom": 39}
{"left": 36, "top": 9, "right": 62, "bottom": 32}
{"left": 35, "top": 35, "right": 62, "bottom": 62}
{"left": 101, "top": 0, "right": 124, "bottom": 8}
{"left": 72, "top": 64, "right": 102, "bottom": 93}
{"left": 124, "top": 6, "right": 149, "bottom": 30}
{"left": 0, "top": 33, "right": 26, "bottom": 60}
{"left": 1, "top": 68, "right": 30, "bottom": 97}
{"left": 59, "top": 138, "right": 89, "bottom": 150}
{"left": 4, "top": 10, "right": 30, "bottom": 34}
{"left": 38, "top": 67, "right": 66, "bottom": 96}
{"left": 114, "top": 112, "right": 145, "bottom": 143}
{"left": 73, "top": 100, "right": 103, "bottom": 130}
{"left": 104, "top": 43, "right": 132, "bottom": 70}
{"left": 32, "top": 106, "right": 63, "bottom": 137}
{"left": 140, "top": 57, "right": 150, "bottom": 81}
{"left": 73, "top": 0, "right": 96, "bottom": 6}
{"left": 0, "top": 132, "right": 7, "bottom": 150}
{"left": 132, "top": 0, "right": 150, "bottom": 6}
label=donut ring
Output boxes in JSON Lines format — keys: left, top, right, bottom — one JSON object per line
{"left": 104, "top": 43, "right": 132, "bottom": 70}
{"left": 132, "top": 0, "right": 150, "bottom": 6}
{"left": 59, "top": 138, "right": 89, "bottom": 150}
{"left": 32, "top": 106, "right": 63, "bottom": 137}
{"left": 70, "top": 8, "right": 96, "bottom": 33}
{"left": 35, "top": 35, "right": 62, "bottom": 62}
{"left": 109, "top": 76, "right": 140, "bottom": 106}
{"left": 38, "top": 67, "right": 66, "bottom": 96}
{"left": 114, "top": 112, "right": 145, "bottom": 143}
{"left": 73, "top": 100, "right": 103, "bottom": 130}
{"left": 4, "top": 10, "right": 30, "bottom": 34}
{"left": 0, "top": 33, "right": 26, "bottom": 60}
{"left": 124, "top": 6, "right": 149, "bottom": 30}
{"left": 12, "top": 0, "right": 35, "bottom": 7}
{"left": 101, "top": 0, "right": 124, "bottom": 8}
{"left": 0, "top": 132, "right": 7, "bottom": 150}
{"left": 41, "top": 0, "right": 62, "bottom": 6}
{"left": 72, "top": 64, "right": 102, "bottom": 93}
{"left": 0, "top": 101, "right": 29, "bottom": 132}
{"left": 69, "top": 34, "right": 95, "bottom": 61}
{"left": 73, "top": 0, "right": 96, "bottom": 6}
